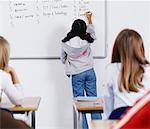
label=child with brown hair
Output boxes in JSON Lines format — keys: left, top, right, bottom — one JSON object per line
{"left": 103, "top": 29, "right": 150, "bottom": 118}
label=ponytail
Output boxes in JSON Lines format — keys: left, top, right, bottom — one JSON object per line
{"left": 62, "top": 19, "right": 94, "bottom": 43}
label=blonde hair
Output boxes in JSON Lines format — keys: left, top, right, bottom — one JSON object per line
{"left": 111, "top": 29, "right": 149, "bottom": 92}
{"left": 0, "top": 36, "right": 10, "bottom": 70}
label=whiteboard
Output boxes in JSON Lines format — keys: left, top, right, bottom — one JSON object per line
{"left": 0, "top": 0, "right": 107, "bottom": 58}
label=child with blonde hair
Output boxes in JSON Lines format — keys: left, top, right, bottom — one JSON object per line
{"left": 0, "top": 36, "right": 23, "bottom": 105}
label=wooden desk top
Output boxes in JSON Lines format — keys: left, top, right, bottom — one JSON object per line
{"left": 74, "top": 98, "right": 103, "bottom": 111}
{"left": 91, "top": 120, "right": 118, "bottom": 129}
{"left": 0, "top": 97, "right": 41, "bottom": 112}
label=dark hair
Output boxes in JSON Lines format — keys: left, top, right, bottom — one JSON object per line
{"left": 111, "top": 29, "right": 149, "bottom": 93}
{"left": 62, "top": 19, "right": 94, "bottom": 43}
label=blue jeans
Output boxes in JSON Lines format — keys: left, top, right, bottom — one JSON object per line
{"left": 72, "top": 68, "right": 102, "bottom": 129}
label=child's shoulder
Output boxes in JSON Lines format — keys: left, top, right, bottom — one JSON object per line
{"left": 103, "top": 63, "right": 121, "bottom": 79}
{"left": 0, "top": 70, "right": 10, "bottom": 78}
{"left": 105, "top": 63, "right": 121, "bottom": 71}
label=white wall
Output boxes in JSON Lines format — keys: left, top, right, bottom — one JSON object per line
{"left": 9, "top": 1, "right": 150, "bottom": 129}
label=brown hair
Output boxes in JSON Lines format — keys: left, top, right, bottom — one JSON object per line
{"left": 0, "top": 36, "right": 10, "bottom": 70}
{"left": 111, "top": 29, "right": 149, "bottom": 92}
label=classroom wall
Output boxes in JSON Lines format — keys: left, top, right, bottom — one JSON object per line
{"left": 9, "top": 1, "right": 150, "bottom": 129}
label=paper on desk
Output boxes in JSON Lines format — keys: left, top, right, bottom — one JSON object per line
{"left": 75, "top": 96, "right": 99, "bottom": 102}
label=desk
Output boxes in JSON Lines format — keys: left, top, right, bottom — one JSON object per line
{"left": 91, "top": 120, "right": 118, "bottom": 129}
{"left": 0, "top": 97, "right": 41, "bottom": 129}
{"left": 73, "top": 98, "right": 103, "bottom": 129}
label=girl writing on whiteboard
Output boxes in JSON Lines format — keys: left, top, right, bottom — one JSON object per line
{"left": 61, "top": 11, "right": 101, "bottom": 129}
{"left": 0, "top": 36, "right": 24, "bottom": 105}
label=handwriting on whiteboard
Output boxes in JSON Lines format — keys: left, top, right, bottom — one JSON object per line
{"left": 9, "top": 0, "right": 90, "bottom": 26}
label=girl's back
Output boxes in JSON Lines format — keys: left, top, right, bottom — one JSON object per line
{"left": 61, "top": 37, "right": 93, "bottom": 75}
{"left": 105, "top": 63, "right": 150, "bottom": 106}
{"left": 104, "top": 63, "right": 150, "bottom": 118}
{"left": 61, "top": 22, "right": 95, "bottom": 75}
